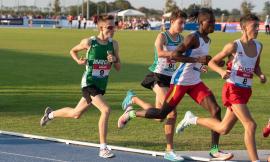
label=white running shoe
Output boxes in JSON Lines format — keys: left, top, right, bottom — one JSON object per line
{"left": 40, "top": 107, "right": 53, "bottom": 127}
{"left": 210, "top": 150, "right": 234, "bottom": 161}
{"left": 175, "top": 111, "right": 196, "bottom": 134}
{"left": 99, "top": 146, "right": 115, "bottom": 158}
{"left": 117, "top": 106, "right": 133, "bottom": 129}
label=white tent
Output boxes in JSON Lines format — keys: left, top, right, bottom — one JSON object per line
{"left": 117, "top": 9, "right": 145, "bottom": 17}
{"left": 163, "top": 12, "right": 171, "bottom": 18}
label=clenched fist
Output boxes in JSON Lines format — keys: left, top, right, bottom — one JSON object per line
{"left": 197, "top": 55, "right": 212, "bottom": 65}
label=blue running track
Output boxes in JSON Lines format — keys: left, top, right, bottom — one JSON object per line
{"left": 0, "top": 134, "right": 168, "bottom": 162}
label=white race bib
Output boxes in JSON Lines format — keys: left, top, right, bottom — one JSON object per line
{"left": 92, "top": 64, "right": 111, "bottom": 78}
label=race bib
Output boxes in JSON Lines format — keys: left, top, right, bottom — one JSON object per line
{"left": 92, "top": 60, "right": 111, "bottom": 78}
{"left": 234, "top": 70, "right": 253, "bottom": 87}
{"left": 164, "top": 59, "right": 176, "bottom": 72}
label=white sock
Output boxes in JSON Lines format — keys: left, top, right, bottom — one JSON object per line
{"left": 166, "top": 149, "right": 174, "bottom": 153}
{"left": 190, "top": 117, "right": 198, "bottom": 125}
{"left": 48, "top": 112, "right": 54, "bottom": 119}
{"left": 100, "top": 143, "right": 107, "bottom": 150}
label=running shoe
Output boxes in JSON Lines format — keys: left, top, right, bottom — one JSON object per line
{"left": 210, "top": 150, "right": 234, "bottom": 161}
{"left": 121, "top": 90, "right": 136, "bottom": 110}
{"left": 99, "top": 146, "right": 114, "bottom": 158}
{"left": 164, "top": 150, "right": 184, "bottom": 162}
{"left": 175, "top": 111, "right": 195, "bottom": 134}
{"left": 40, "top": 107, "right": 53, "bottom": 127}
{"left": 118, "top": 106, "right": 133, "bottom": 129}
{"left": 263, "top": 120, "right": 270, "bottom": 137}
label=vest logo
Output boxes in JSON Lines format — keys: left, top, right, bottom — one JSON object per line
{"left": 238, "top": 51, "right": 243, "bottom": 55}
{"left": 93, "top": 59, "right": 109, "bottom": 65}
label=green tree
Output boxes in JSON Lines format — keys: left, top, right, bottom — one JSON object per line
{"left": 183, "top": 3, "right": 200, "bottom": 16}
{"left": 263, "top": 1, "right": 270, "bottom": 16}
{"left": 231, "top": 8, "right": 241, "bottom": 17}
{"left": 165, "top": 0, "right": 179, "bottom": 13}
{"left": 113, "top": 0, "right": 133, "bottom": 10}
{"left": 68, "top": 5, "right": 78, "bottom": 16}
{"left": 53, "top": 0, "right": 61, "bottom": 16}
{"left": 240, "top": 0, "right": 254, "bottom": 15}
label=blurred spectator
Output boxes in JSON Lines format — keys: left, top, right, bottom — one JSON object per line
{"left": 161, "top": 16, "right": 165, "bottom": 31}
{"left": 67, "top": 15, "right": 73, "bottom": 28}
{"left": 82, "top": 17, "right": 87, "bottom": 29}
{"left": 265, "top": 15, "right": 270, "bottom": 35}
{"left": 77, "top": 14, "right": 82, "bottom": 29}
{"left": 28, "top": 14, "right": 33, "bottom": 27}
{"left": 93, "top": 15, "right": 98, "bottom": 27}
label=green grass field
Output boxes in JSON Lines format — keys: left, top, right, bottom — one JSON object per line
{"left": 0, "top": 28, "right": 269, "bottom": 151}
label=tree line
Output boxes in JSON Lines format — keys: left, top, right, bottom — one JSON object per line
{"left": 1, "top": 0, "right": 270, "bottom": 21}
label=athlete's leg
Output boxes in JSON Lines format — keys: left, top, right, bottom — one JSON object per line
{"left": 188, "top": 82, "right": 222, "bottom": 146}
{"left": 132, "top": 96, "right": 153, "bottom": 110}
{"left": 136, "top": 85, "right": 184, "bottom": 119}
{"left": 153, "top": 84, "right": 168, "bottom": 108}
{"left": 196, "top": 109, "right": 238, "bottom": 135}
{"left": 231, "top": 104, "right": 259, "bottom": 161}
{"left": 91, "top": 95, "right": 111, "bottom": 144}
{"left": 134, "top": 102, "right": 174, "bottom": 119}
{"left": 187, "top": 82, "right": 232, "bottom": 159}
{"left": 118, "top": 85, "right": 185, "bottom": 129}
{"left": 52, "top": 97, "right": 90, "bottom": 119}
{"left": 152, "top": 84, "right": 177, "bottom": 151}
{"left": 91, "top": 94, "right": 114, "bottom": 158}
{"left": 200, "top": 94, "right": 221, "bottom": 146}
{"left": 129, "top": 84, "right": 168, "bottom": 110}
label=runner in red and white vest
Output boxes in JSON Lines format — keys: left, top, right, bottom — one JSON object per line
{"left": 176, "top": 14, "right": 267, "bottom": 162}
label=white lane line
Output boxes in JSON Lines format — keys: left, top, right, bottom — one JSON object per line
{"left": 0, "top": 151, "right": 69, "bottom": 162}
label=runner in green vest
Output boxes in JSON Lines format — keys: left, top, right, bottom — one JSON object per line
{"left": 120, "top": 9, "right": 187, "bottom": 162}
{"left": 40, "top": 15, "right": 120, "bottom": 158}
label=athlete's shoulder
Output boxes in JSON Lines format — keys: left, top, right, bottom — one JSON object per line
{"left": 184, "top": 32, "right": 200, "bottom": 48}
{"left": 186, "top": 31, "right": 200, "bottom": 41}
{"left": 253, "top": 39, "right": 263, "bottom": 48}
{"left": 111, "top": 39, "right": 118, "bottom": 45}
{"left": 178, "top": 34, "right": 184, "bottom": 41}
{"left": 85, "top": 36, "right": 96, "bottom": 46}
{"left": 112, "top": 39, "right": 119, "bottom": 49}
{"left": 158, "top": 32, "right": 167, "bottom": 39}
{"left": 224, "top": 41, "right": 237, "bottom": 53}
{"left": 80, "top": 37, "right": 91, "bottom": 46}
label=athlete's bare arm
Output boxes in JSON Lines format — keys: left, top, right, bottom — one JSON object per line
{"left": 112, "top": 40, "right": 121, "bottom": 71}
{"left": 208, "top": 42, "right": 236, "bottom": 79}
{"left": 154, "top": 33, "right": 174, "bottom": 58}
{"left": 171, "top": 34, "right": 211, "bottom": 64}
{"left": 254, "top": 43, "right": 267, "bottom": 83}
{"left": 70, "top": 38, "right": 90, "bottom": 65}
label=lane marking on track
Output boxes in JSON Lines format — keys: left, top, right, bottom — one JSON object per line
{"left": 0, "top": 151, "right": 69, "bottom": 162}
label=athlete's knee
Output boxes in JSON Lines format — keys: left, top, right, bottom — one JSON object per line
{"left": 100, "top": 107, "right": 111, "bottom": 116}
{"left": 219, "top": 126, "right": 231, "bottom": 135}
{"left": 159, "top": 112, "right": 168, "bottom": 119}
{"left": 160, "top": 106, "right": 175, "bottom": 119}
{"left": 72, "top": 110, "right": 83, "bottom": 119}
{"left": 244, "top": 120, "right": 257, "bottom": 132}
{"left": 167, "top": 110, "right": 177, "bottom": 120}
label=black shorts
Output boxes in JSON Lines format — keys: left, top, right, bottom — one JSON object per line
{"left": 82, "top": 85, "right": 105, "bottom": 103}
{"left": 141, "top": 72, "right": 171, "bottom": 90}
